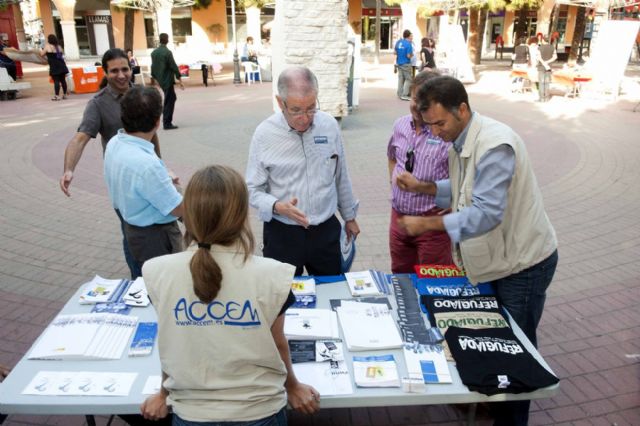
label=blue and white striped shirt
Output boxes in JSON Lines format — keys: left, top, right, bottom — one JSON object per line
{"left": 246, "top": 110, "right": 359, "bottom": 226}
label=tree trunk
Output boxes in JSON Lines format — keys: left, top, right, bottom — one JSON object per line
{"left": 467, "top": 7, "right": 479, "bottom": 65}
{"left": 569, "top": 7, "right": 586, "bottom": 62}
{"left": 515, "top": 6, "right": 529, "bottom": 43}
{"left": 549, "top": 4, "right": 559, "bottom": 36}
{"left": 474, "top": 8, "right": 488, "bottom": 64}
{"left": 124, "top": 8, "right": 135, "bottom": 51}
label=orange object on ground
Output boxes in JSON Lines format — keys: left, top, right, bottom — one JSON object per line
{"left": 70, "top": 66, "right": 104, "bottom": 93}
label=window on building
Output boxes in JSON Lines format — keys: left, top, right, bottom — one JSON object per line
{"left": 75, "top": 17, "right": 90, "bottom": 56}
{"left": 171, "top": 7, "right": 192, "bottom": 44}
{"left": 143, "top": 7, "right": 192, "bottom": 47}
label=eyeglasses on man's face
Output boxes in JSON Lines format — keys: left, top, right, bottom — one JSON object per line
{"left": 405, "top": 148, "right": 415, "bottom": 173}
{"left": 283, "top": 100, "right": 318, "bottom": 118}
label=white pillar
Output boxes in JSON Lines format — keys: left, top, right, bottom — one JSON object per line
{"left": 400, "top": 2, "right": 421, "bottom": 41}
{"left": 272, "top": 0, "right": 349, "bottom": 117}
{"left": 60, "top": 20, "right": 79, "bottom": 59}
{"left": 156, "top": 0, "right": 174, "bottom": 45}
{"left": 246, "top": 6, "right": 262, "bottom": 48}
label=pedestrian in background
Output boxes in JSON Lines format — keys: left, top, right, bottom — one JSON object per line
{"left": 151, "top": 33, "right": 183, "bottom": 130}
{"left": 40, "top": 34, "right": 68, "bottom": 101}
{"left": 394, "top": 29, "right": 414, "bottom": 101}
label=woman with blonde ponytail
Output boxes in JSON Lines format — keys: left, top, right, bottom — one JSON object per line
{"left": 141, "top": 165, "right": 320, "bottom": 426}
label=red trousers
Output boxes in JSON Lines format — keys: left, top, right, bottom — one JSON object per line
{"left": 389, "top": 208, "right": 453, "bottom": 274}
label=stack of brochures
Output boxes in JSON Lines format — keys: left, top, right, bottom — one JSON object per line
{"left": 352, "top": 355, "right": 401, "bottom": 387}
{"left": 344, "top": 270, "right": 390, "bottom": 297}
{"left": 402, "top": 342, "right": 452, "bottom": 384}
{"left": 78, "top": 275, "right": 129, "bottom": 305}
{"left": 291, "top": 277, "right": 316, "bottom": 308}
{"left": 28, "top": 313, "right": 138, "bottom": 360}
{"left": 336, "top": 301, "right": 403, "bottom": 351}
{"left": 284, "top": 308, "right": 340, "bottom": 340}
{"left": 128, "top": 322, "right": 158, "bottom": 357}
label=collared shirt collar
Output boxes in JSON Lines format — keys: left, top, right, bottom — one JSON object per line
{"left": 278, "top": 110, "right": 316, "bottom": 135}
{"left": 116, "top": 129, "right": 155, "bottom": 153}
{"left": 411, "top": 119, "right": 428, "bottom": 134}
{"left": 105, "top": 82, "right": 126, "bottom": 100}
{"left": 452, "top": 111, "right": 476, "bottom": 153}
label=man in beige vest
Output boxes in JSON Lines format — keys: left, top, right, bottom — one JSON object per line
{"left": 396, "top": 76, "right": 558, "bottom": 426}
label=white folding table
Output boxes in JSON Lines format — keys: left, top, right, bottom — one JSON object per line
{"left": 0, "top": 279, "right": 559, "bottom": 424}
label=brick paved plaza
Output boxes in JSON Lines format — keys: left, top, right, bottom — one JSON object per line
{"left": 1, "top": 58, "right": 639, "bottom": 425}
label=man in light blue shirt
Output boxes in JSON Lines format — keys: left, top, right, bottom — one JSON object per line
{"left": 246, "top": 66, "right": 360, "bottom": 276}
{"left": 104, "top": 86, "right": 183, "bottom": 276}
{"left": 394, "top": 29, "right": 414, "bottom": 100}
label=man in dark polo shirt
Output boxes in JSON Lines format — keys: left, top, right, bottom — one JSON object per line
{"left": 59, "top": 48, "right": 174, "bottom": 279}
{"left": 150, "top": 33, "right": 183, "bottom": 130}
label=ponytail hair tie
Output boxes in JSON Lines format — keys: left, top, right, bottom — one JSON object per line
{"left": 197, "top": 242, "right": 211, "bottom": 250}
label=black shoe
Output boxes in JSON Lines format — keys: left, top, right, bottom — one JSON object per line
{"left": 164, "top": 125, "right": 179, "bottom": 130}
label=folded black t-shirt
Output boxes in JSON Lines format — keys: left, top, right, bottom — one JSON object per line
{"left": 421, "top": 294, "right": 507, "bottom": 328}
{"left": 445, "top": 326, "right": 559, "bottom": 395}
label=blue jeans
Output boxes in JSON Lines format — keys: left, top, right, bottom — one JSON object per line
{"left": 489, "top": 249, "right": 559, "bottom": 426}
{"left": 491, "top": 249, "right": 558, "bottom": 348}
{"left": 172, "top": 408, "right": 287, "bottom": 426}
{"left": 115, "top": 209, "right": 142, "bottom": 279}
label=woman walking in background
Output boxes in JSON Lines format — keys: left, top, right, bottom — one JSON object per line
{"left": 41, "top": 34, "right": 69, "bottom": 101}
{"left": 127, "top": 49, "right": 141, "bottom": 83}
{"left": 420, "top": 38, "right": 436, "bottom": 70}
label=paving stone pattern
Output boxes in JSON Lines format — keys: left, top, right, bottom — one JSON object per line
{"left": 1, "top": 58, "right": 639, "bottom": 425}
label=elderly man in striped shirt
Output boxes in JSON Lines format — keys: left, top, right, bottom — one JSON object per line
{"left": 246, "top": 66, "right": 360, "bottom": 276}
{"left": 388, "top": 70, "right": 453, "bottom": 273}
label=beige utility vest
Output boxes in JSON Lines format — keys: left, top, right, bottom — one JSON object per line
{"left": 450, "top": 113, "right": 557, "bottom": 284}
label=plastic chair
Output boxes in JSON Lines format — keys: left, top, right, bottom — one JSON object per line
{"left": 242, "top": 61, "right": 261, "bottom": 84}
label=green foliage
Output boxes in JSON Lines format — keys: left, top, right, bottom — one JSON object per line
{"left": 193, "top": 0, "right": 215, "bottom": 10}
{"left": 238, "top": 0, "right": 267, "bottom": 8}
{"left": 504, "top": 0, "right": 543, "bottom": 11}
{"left": 207, "top": 23, "right": 224, "bottom": 35}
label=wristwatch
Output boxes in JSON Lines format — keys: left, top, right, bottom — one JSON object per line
{"left": 272, "top": 201, "right": 278, "bottom": 215}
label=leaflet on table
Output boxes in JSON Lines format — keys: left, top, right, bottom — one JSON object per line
{"left": 78, "top": 275, "right": 128, "bottom": 304}
{"left": 336, "top": 301, "right": 403, "bottom": 351}
{"left": 122, "top": 276, "right": 151, "bottom": 307}
{"left": 22, "top": 371, "right": 137, "bottom": 396}
{"left": 292, "top": 360, "right": 353, "bottom": 396}
{"left": 284, "top": 308, "right": 340, "bottom": 340}
{"left": 352, "top": 355, "right": 401, "bottom": 387}
{"left": 142, "top": 375, "right": 162, "bottom": 395}
{"left": 289, "top": 339, "right": 345, "bottom": 364}
{"left": 291, "top": 277, "right": 316, "bottom": 296}
{"left": 329, "top": 297, "right": 392, "bottom": 312}
{"left": 128, "top": 322, "right": 158, "bottom": 357}
{"left": 28, "top": 313, "right": 138, "bottom": 360}
{"left": 344, "top": 270, "right": 389, "bottom": 297}
{"left": 291, "top": 277, "right": 317, "bottom": 308}
{"left": 403, "top": 343, "right": 452, "bottom": 384}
